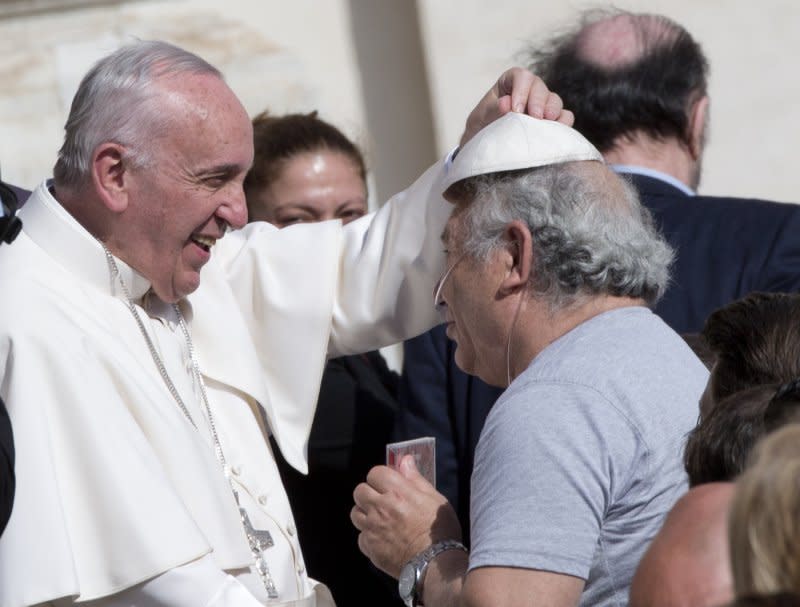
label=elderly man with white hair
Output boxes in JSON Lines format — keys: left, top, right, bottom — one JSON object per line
{"left": 352, "top": 114, "right": 707, "bottom": 607}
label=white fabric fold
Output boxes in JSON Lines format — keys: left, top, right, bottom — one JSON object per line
{"left": 0, "top": 156, "right": 449, "bottom": 605}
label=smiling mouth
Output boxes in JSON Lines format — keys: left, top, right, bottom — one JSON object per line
{"left": 191, "top": 235, "right": 217, "bottom": 252}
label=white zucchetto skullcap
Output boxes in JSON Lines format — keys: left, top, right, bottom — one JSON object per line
{"left": 441, "top": 112, "right": 603, "bottom": 194}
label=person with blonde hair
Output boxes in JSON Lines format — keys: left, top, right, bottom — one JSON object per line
{"left": 729, "top": 423, "right": 800, "bottom": 597}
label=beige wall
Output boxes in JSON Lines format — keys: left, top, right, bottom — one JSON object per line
{"left": 1, "top": 0, "right": 799, "bottom": 205}
{"left": 0, "top": 0, "right": 368, "bottom": 190}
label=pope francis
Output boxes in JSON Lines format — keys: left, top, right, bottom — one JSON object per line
{"left": 0, "top": 40, "right": 571, "bottom": 607}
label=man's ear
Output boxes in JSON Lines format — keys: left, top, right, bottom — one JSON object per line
{"left": 688, "top": 95, "right": 709, "bottom": 161}
{"left": 499, "top": 220, "right": 532, "bottom": 295}
{"left": 92, "top": 143, "right": 130, "bottom": 213}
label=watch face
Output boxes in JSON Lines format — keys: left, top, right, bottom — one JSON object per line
{"left": 398, "top": 563, "right": 416, "bottom": 601}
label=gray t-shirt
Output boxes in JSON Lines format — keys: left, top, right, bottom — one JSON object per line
{"left": 469, "top": 307, "right": 707, "bottom": 607}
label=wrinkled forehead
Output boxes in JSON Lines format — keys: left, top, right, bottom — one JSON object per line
{"left": 159, "top": 72, "right": 247, "bottom": 121}
{"left": 151, "top": 73, "right": 253, "bottom": 157}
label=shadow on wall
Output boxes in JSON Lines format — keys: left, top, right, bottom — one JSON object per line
{"left": 347, "top": 0, "right": 438, "bottom": 206}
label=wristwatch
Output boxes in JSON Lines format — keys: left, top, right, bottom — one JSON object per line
{"left": 398, "top": 540, "right": 468, "bottom": 607}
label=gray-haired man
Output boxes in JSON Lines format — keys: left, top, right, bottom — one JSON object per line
{"left": 353, "top": 114, "right": 707, "bottom": 607}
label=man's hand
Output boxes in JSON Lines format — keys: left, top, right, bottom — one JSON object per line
{"left": 460, "top": 67, "right": 575, "bottom": 147}
{"left": 351, "top": 455, "right": 462, "bottom": 578}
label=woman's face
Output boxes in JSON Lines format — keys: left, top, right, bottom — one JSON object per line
{"left": 250, "top": 149, "right": 367, "bottom": 227}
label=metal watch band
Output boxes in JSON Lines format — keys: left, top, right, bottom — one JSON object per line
{"left": 411, "top": 539, "right": 469, "bottom": 607}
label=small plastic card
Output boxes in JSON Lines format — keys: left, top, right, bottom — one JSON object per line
{"left": 386, "top": 436, "right": 436, "bottom": 487}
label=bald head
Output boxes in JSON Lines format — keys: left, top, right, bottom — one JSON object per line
{"left": 575, "top": 12, "right": 681, "bottom": 70}
{"left": 630, "top": 483, "right": 734, "bottom": 607}
{"left": 525, "top": 9, "right": 709, "bottom": 158}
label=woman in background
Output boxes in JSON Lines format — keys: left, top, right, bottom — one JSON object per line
{"left": 244, "top": 111, "right": 402, "bottom": 607}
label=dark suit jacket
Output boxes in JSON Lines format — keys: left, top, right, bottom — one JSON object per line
{"left": 633, "top": 173, "right": 800, "bottom": 332}
{"left": 0, "top": 183, "right": 29, "bottom": 212}
{"left": 274, "top": 352, "right": 404, "bottom": 607}
{"left": 9, "top": 184, "right": 29, "bottom": 207}
{"left": 396, "top": 172, "right": 800, "bottom": 537}
{"left": 0, "top": 395, "right": 14, "bottom": 538}
{"left": 0, "top": 183, "right": 22, "bottom": 536}
{"left": 394, "top": 325, "right": 500, "bottom": 544}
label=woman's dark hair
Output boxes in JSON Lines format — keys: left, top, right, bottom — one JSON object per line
{"left": 702, "top": 293, "right": 800, "bottom": 404}
{"left": 244, "top": 111, "right": 366, "bottom": 201}
{"left": 684, "top": 377, "right": 800, "bottom": 487}
{"left": 763, "top": 378, "right": 800, "bottom": 433}
{"left": 684, "top": 384, "right": 778, "bottom": 486}
{"left": 731, "top": 593, "right": 800, "bottom": 607}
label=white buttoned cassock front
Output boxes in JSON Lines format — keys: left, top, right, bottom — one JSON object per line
{"left": 0, "top": 158, "right": 449, "bottom": 607}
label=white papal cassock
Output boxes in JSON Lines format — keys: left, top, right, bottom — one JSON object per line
{"left": 0, "top": 159, "right": 449, "bottom": 607}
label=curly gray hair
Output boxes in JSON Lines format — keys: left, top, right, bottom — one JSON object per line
{"left": 447, "top": 161, "right": 673, "bottom": 310}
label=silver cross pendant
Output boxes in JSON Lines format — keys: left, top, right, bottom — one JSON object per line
{"left": 239, "top": 507, "right": 278, "bottom": 598}
{"left": 240, "top": 506, "right": 275, "bottom": 551}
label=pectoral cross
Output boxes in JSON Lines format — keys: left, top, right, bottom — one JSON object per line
{"left": 240, "top": 506, "right": 274, "bottom": 550}
{"left": 240, "top": 506, "right": 279, "bottom": 599}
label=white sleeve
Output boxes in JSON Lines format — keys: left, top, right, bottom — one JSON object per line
{"left": 201, "top": 157, "right": 452, "bottom": 472}
{"left": 328, "top": 157, "right": 452, "bottom": 355}
{"left": 46, "top": 555, "right": 262, "bottom": 607}
{"left": 215, "top": 157, "right": 451, "bottom": 358}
